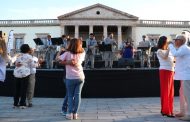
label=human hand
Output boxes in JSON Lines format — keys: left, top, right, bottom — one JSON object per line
{"left": 16, "top": 62, "right": 22, "bottom": 67}
{"left": 167, "top": 41, "right": 174, "bottom": 45}
{"left": 69, "top": 59, "right": 77, "bottom": 66}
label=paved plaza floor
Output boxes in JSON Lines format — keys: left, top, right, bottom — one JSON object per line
{"left": 0, "top": 96, "right": 185, "bottom": 122}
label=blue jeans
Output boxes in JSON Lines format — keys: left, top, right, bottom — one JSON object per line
{"left": 65, "top": 78, "right": 84, "bottom": 114}
{"left": 62, "top": 78, "right": 68, "bottom": 112}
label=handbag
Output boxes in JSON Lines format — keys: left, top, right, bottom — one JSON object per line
{"left": 13, "top": 65, "right": 30, "bottom": 78}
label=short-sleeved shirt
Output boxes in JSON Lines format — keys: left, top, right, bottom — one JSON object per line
{"left": 58, "top": 51, "right": 85, "bottom": 80}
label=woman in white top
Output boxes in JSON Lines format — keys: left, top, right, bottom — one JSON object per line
{"left": 0, "top": 38, "right": 8, "bottom": 82}
{"left": 157, "top": 36, "right": 175, "bottom": 117}
{"left": 58, "top": 38, "right": 85, "bottom": 120}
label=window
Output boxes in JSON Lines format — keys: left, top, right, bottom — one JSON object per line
{"left": 15, "top": 38, "right": 24, "bottom": 50}
{"left": 13, "top": 33, "right": 25, "bottom": 52}
{"left": 96, "top": 11, "right": 100, "bottom": 15}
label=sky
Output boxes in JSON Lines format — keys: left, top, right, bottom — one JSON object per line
{"left": 1, "top": 0, "right": 190, "bottom": 21}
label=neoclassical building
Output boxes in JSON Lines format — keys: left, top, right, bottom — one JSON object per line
{"left": 1, "top": 3, "right": 190, "bottom": 50}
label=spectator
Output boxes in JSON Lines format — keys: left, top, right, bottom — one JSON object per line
{"left": 157, "top": 36, "right": 175, "bottom": 117}
{"left": 58, "top": 38, "right": 85, "bottom": 120}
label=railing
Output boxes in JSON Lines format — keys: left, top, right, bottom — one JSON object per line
{"left": 0, "top": 19, "right": 190, "bottom": 28}
{"left": 0, "top": 19, "right": 59, "bottom": 27}
{"left": 138, "top": 20, "right": 190, "bottom": 27}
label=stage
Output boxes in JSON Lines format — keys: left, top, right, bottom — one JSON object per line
{"left": 0, "top": 68, "right": 180, "bottom": 98}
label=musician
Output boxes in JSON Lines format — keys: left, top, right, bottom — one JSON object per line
{"left": 150, "top": 38, "right": 158, "bottom": 65}
{"left": 150, "top": 38, "right": 157, "bottom": 47}
{"left": 84, "top": 33, "right": 97, "bottom": 69}
{"left": 61, "top": 35, "right": 68, "bottom": 49}
{"left": 138, "top": 35, "right": 151, "bottom": 68}
{"left": 122, "top": 42, "right": 133, "bottom": 59}
{"left": 103, "top": 33, "right": 117, "bottom": 68}
{"left": 44, "top": 35, "right": 56, "bottom": 69}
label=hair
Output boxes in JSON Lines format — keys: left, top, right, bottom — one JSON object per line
{"left": 62, "top": 35, "right": 66, "bottom": 38}
{"left": 89, "top": 33, "right": 94, "bottom": 36}
{"left": 67, "top": 38, "right": 84, "bottom": 54}
{"left": 142, "top": 35, "right": 146, "bottom": 38}
{"left": 157, "top": 36, "right": 167, "bottom": 49}
{"left": 109, "top": 32, "right": 113, "bottom": 35}
{"left": 20, "top": 44, "right": 31, "bottom": 53}
{"left": 0, "top": 38, "right": 7, "bottom": 59}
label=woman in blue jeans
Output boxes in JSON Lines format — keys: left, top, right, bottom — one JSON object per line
{"left": 58, "top": 38, "right": 85, "bottom": 120}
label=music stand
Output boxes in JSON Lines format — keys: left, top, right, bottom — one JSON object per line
{"left": 137, "top": 47, "right": 150, "bottom": 51}
{"left": 98, "top": 44, "right": 105, "bottom": 52}
{"left": 51, "top": 38, "right": 63, "bottom": 45}
{"left": 151, "top": 47, "right": 158, "bottom": 52}
{"left": 33, "top": 38, "right": 44, "bottom": 45}
{"left": 82, "top": 41, "right": 86, "bottom": 48}
{"left": 105, "top": 44, "right": 112, "bottom": 51}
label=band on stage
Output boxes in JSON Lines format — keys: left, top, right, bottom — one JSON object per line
{"left": 7, "top": 34, "right": 160, "bottom": 69}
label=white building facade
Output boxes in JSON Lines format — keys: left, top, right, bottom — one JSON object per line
{"left": 1, "top": 3, "right": 190, "bottom": 50}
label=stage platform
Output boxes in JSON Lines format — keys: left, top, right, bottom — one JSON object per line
{"left": 0, "top": 68, "right": 179, "bottom": 98}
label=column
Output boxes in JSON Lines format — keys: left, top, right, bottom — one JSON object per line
{"left": 89, "top": 25, "right": 93, "bottom": 34}
{"left": 75, "top": 25, "right": 79, "bottom": 38}
{"left": 103, "top": 25, "right": 107, "bottom": 38}
{"left": 131, "top": 26, "right": 137, "bottom": 48}
{"left": 117, "top": 25, "right": 122, "bottom": 49}
{"left": 61, "top": 25, "right": 65, "bottom": 35}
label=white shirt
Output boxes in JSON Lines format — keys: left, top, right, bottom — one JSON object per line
{"left": 139, "top": 40, "right": 151, "bottom": 47}
{"left": 30, "top": 56, "right": 38, "bottom": 74}
{"left": 157, "top": 49, "right": 174, "bottom": 71}
{"left": 15, "top": 53, "right": 34, "bottom": 68}
{"left": 169, "top": 44, "right": 190, "bottom": 80}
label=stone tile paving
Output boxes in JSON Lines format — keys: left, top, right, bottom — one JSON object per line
{"left": 0, "top": 97, "right": 185, "bottom": 122}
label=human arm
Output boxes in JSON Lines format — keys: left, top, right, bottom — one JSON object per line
{"left": 168, "top": 44, "right": 187, "bottom": 57}
{"left": 89, "top": 40, "right": 97, "bottom": 49}
{"left": 57, "top": 52, "right": 77, "bottom": 66}
{"left": 157, "top": 49, "right": 169, "bottom": 60}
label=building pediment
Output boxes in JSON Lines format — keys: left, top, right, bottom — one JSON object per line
{"left": 58, "top": 3, "right": 138, "bottom": 20}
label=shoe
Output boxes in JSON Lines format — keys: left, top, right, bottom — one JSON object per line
{"left": 28, "top": 103, "right": 33, "bottom": 107}
{"left": 19, "top": 106, "right": 26, "bottom": 109}
{"left": 167, "top": 114, "right": 175, "bottom": 118}
{"left": 161, "top": 111, "right": 167, "bottom": 116}
{"left": 73, "top": 113, "right": 78, "bottom": 120}
{"left": 61, "top": 111, "right": 67, "bottom": 116}
{"left": 13, "top": 105, "right": 19, "bottom": 109}
{"left": 175, "top": 112, "right": 185, "bottom": 117}
{"left": 65, "top": 113, "right": 73, "bottom": 120}
{"left": 179, "top": 116, "right": 190, "bottom": 121}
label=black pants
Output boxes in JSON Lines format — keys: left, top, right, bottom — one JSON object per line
{"left": 14, "top": 76, "right": 29, "bottom": 106}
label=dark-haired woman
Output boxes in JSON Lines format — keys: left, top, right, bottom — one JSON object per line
{"left": 58, "top": 38, "right": 85, "bottom": 120}
{"left": 157, "top": 36, "right": 175, "bottom": 117}
{"left": 13, "top": 44, "right": 35, "bottom": 109}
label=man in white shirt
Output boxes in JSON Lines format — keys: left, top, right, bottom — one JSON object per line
{"left": 84, "top": 33, "right": 97, "bottom": 69}
{"left": 103, "top": 33, "right": 117, "bottom": 68}
{"left": 168, "top": 35, "right": 190, "bottom": 120}
{"left": 26, "top": 48, "right": 39, "bottom": 107}
{"left": 138, "top": 35, "right": 151, "bottom": 68}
